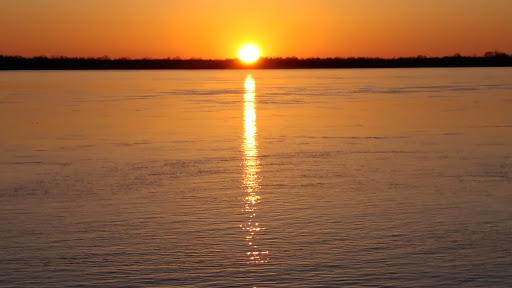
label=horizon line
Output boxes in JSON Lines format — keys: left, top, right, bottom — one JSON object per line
{"left": 1, "top": 51, "right": 511, "bottom": 61}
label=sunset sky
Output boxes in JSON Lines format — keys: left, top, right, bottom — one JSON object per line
{"left": 1, "top": 0, "right": 512, "bottom": 59}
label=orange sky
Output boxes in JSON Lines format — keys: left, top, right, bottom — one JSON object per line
{"left": 1, "top": 0, "right": 512, "bottom": 59}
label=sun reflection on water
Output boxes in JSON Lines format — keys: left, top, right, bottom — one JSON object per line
{"left": 241, "top": 75, "right": 268, "bottom": 264}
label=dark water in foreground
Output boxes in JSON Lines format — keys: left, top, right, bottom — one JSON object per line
{"left": 1, "top": 68, "right": 512, "bottom": 287}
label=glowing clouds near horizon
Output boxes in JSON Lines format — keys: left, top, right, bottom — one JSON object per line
{"left": 241, "top": 75, "right": 268, "bottom": 264}
{"left": 238, "top": 44, "right": 261, "bottom": 63}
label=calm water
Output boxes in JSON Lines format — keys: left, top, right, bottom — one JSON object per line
{"left": 1, "top": 68, "right": 512, "bottom": 287}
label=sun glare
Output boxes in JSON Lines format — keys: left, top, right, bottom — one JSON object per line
{"left": 238, "top": 44, "right": 260, "bottom": 63}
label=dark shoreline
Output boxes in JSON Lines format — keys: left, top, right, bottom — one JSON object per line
{"left": 1, "top": 54, "right": 512, "bottom": 70}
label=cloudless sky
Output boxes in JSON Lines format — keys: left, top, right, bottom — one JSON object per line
{"left": 1, "top": 0, "right": 512, "bottom": 58}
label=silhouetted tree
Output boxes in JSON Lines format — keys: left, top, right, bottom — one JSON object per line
{"left": 484, "top": 51, "right": 509, "bottom": 57}
{"left": 1, "top": 54, "right": 512, "bottom": 70}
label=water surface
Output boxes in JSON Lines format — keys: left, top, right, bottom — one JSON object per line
{"left": 1, "top": 68, "right": 512, "bottom": 287}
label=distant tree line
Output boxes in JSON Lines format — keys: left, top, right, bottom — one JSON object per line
{"left": 1, "top": 52, "right": 511, "bottom": 70}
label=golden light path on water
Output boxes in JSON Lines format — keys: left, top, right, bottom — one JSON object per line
{"left": 241, "top": 75, "right": 268, "bottom": 264}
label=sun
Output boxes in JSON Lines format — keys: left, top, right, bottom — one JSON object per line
{"left": 238, "top": 44, "right": 260, "bottom": 63}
